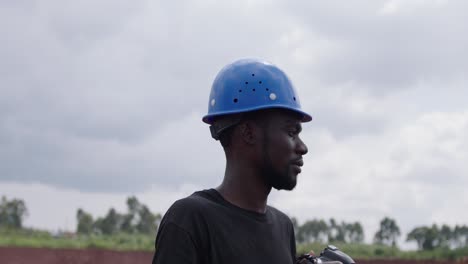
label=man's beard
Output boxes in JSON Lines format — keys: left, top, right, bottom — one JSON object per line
{"left": 261, "top": 138, "right": 297, "bottom": 191}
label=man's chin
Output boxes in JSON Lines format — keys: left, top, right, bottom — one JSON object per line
{"left": 273, "top": 185, "right": 296, "bottom": 191}
{"left": 272, "top": 178, "right": 297, "bottom": 191}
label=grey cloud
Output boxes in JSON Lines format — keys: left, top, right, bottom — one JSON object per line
{"left": 403, "top": 161, "right": 467, "bottom": 187}
{"left": 2, "top": 0, "right": 468, "bottom": 193}
{"left": 0, "top": 0, "right": 297, "bottom": 192}
{"left": 0, "top": 112, "right": 224, "bottom": 192}
{"left": 280, "top": 1, "right": 468, "bottom": 94}
{"left": 310, "top": 104, "right": 387, "bottom": 139}
{"left": 1, "top": 0, "right": 294, "bottom": 142}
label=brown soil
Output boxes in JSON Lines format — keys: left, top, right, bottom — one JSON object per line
{"left": 0, "top": 247, "right": 466, "bottom": 264}
{"left": 358, "top": 260, "right": 463, "bottom": 264}
{"left": 0, "top": 247, "right": 152, "bottom": 264}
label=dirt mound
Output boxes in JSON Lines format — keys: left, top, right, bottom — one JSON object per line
{"left": 358, "top": 259, "right": 462, "bottom": 264}
{"left": 0, "top": 247, "right": 153, "bottom": 264}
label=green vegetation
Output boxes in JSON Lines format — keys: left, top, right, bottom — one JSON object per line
{"left": 1, "top": 195, "right": 158, "bottom": 251}
{"left": 1, "top": 195, "right": 468, "bottom": 260}
{"left": 406, "top": 224, "right": 468, "bottom": 250}
{"left": 374, "top": 217, "right": 400, "bottom": 246}
{"left": 0, "top": 228, "right": 154, "bottom": 251}
{"left": 0, "top": 196, "right": 27, "bottom": 229}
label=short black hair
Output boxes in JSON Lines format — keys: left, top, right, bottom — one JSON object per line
{"left": 219, "top": 125, "right": 236, "bottom": 148}
{"left": 215, "top": 110, "right": 269, "bottom": 149}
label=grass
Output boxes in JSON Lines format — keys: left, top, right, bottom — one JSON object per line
{"left": 1, "top": 228, "right": 467, "bottom": 260}
{"left": 0, "top": 228, "right": 154, "bottom": 251}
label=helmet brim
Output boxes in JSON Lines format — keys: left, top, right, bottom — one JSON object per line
{"left": 202, "top": 105, "right": 312, "bottom": 124}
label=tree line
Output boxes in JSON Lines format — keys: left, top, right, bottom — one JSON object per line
{"left": 407, "top": 224, "right": 468, "bottom": 250}
{"left": 76, "top": 196, "right": 161, "bottom": 236}
{"left": 0, "top": 196, "right": 27, "bottom": 229}
{"left": 292, "top": 217, "right": 391, "bottom": 245}
{"left": 293, "top": 216, "right": 468, "bottom": 251}
{"left": 2, "top": 195, "right": 468, "bottom": 251}
{"left": 292, "top": 218, "right": 365, "bottom": 244}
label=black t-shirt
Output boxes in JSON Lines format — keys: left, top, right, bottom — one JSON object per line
{"left": 152, "top": 189, "right": 296, "bottom": 264}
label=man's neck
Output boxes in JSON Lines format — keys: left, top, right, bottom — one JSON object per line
{"left": 216, "top": 164, "right": 271, "bottom": 214}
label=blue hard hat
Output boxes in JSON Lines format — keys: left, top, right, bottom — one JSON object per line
{"left": 202, "top": 58, "right": 312, "bottom": 124}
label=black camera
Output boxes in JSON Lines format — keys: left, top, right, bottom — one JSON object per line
{"left": 297, "top": 245, "right": 355, "bottom": 264}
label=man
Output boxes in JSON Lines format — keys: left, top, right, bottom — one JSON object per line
{"left": 152, "top": 59, "right": 312, "bottom": 264}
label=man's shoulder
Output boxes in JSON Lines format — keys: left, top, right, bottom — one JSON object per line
{"left": 267, "top": 205, "right": 293, "bottom": 225}
{"left": 163, "top": 189, "right": 218, "bottom": 219}
{"left": 174, "top": 188, "right": 219, "bottom": 206}
{"left": 171, "top": 190, "right": 209, "bottom": 208}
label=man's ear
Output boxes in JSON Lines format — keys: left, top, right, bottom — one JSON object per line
{"left": 238, "top": 121, "right": 260, "bottom": 145}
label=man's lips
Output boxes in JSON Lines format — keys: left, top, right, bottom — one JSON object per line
{"left": 291, "top": 159, "right": 304, "bottom": 167}
{"left": 291, "top": 159, "right": 304, "bottom": 173}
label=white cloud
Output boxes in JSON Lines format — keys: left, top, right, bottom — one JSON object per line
{"left": 379, "top": 0, "right": 448, "bottom": 15}
{"left": 270, "top": 110, "right": 468, "bottom": 245}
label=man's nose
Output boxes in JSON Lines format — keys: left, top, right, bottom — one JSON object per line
{"left": 296, "top": 137, "right": 308, "bottom": 155}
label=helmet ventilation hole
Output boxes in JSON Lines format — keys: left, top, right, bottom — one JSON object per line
{"left": 259, "top": 81, "right": 262, "bottom": 84}
{"left": 293, "top": 97, "right": 296, "bottom": 101}
{"left": 238, "top": 89, "right": 242, "bottom": 92}
{"left": 245, "top": 81, "right": 249, "bottom": 84}
{"left": 251, "top": 73, "right": 255, "bottom": 76}
{"left": 265, "top": 88, "right": 269, "bottom": 91}
{"left": 233, "top": 98, "right": 238, "bottom": 103}
{"left": 252, "top": 88, "right": 256, "bottom": 92}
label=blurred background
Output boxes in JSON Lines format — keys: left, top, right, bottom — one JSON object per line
{"left": 1, "top": 0, "right": 468, "bottom": 260}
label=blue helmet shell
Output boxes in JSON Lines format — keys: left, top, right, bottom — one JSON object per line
{"left": 202, "top": 58, "right": 312, "bottom": 124}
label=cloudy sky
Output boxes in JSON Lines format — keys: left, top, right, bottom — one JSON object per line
{"left": 1, "top": 0, "right": 467, "bottom": 248}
